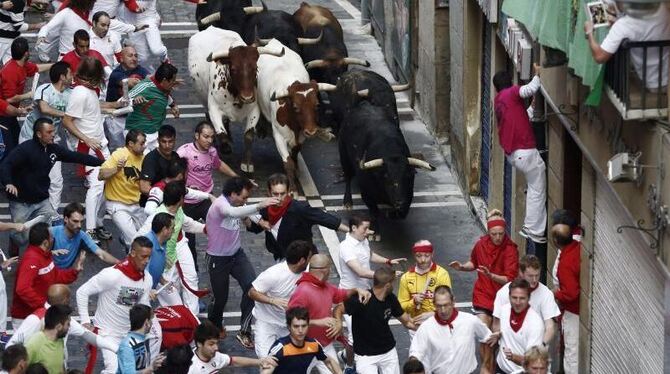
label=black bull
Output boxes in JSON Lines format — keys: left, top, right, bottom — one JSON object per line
{"left": 195, "top": 0, "right": 252, "bottom": 32}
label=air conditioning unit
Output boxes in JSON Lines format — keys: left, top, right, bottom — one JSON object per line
{"left": 607, "top": 152, "right": 641, "bottom": 182}
{"left": 505, "top": 19, "right": 519, "bottom": 53}
{"left": 516, "top": 38, "right": 532, "bottom": 80}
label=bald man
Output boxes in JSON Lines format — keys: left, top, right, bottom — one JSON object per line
{"left": 288, "top": 254, "right": 371, "bottom": 374}
{"left": 7, "top": 284, "right": 117, "bottom": 355}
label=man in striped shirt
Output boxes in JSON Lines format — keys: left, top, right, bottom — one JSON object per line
{"left": 0, "top": 0, "right": 44, "bottom": 64}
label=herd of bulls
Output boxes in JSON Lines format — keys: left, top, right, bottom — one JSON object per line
{"left": 188, "top": 0, "right": 436, "bottom": 236}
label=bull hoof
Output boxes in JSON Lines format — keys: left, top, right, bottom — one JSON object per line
{"left": 240, "top": 163, "right": 255, "bottom": 174}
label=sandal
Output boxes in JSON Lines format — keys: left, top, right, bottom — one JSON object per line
{"left": 236, "top": 332, "right": 254, "bottom": 349}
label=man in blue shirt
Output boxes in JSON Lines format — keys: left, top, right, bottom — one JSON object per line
{"left": 143, "top": 212, "right": 174, "bottom": 289}
{"left": 117, "top": 304, "right": 165, "bottom": 374}
{"left": 51, "top": 202, "right": 119, "bottom": 269}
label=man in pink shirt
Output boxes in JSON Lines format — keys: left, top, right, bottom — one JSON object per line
{"left": 288, "top": 254, "right": 371, "bottom": 374}
{"left": 177, "top": 121, "right": 238, "bottom": 271}
{"left": 492, "top": 63, "right": 546, "bottom": 244}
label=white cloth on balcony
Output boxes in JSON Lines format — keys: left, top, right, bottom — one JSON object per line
{"left": 601, "top": 5, "right": 670, "bottom": 89}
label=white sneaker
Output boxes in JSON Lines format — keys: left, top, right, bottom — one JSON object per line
{"left": 519, "top": 226, "right": 547, "bottom": 244}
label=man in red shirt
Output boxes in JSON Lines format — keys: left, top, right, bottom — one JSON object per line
{"left": 288, "top": 254, "right": 371, "bottom": 374}
{"left": 11, "top": 222, "right": 83, "bottom": 330}
{"left": 60, "top": 29, "right": 111, "bottom": 82}
{"left": 492, "top": 63, "right": 546, "bottom": 243}
{"left": 0, "top": 37, "right": 50, "bottom": 156}
{"left": 550, "top": 209, "right": 581, "bottom": 374}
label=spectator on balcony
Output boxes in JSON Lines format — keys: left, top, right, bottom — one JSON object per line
{"left": 585, "top": 4, "right": 670, "bottom": 90}
{"left": 492, "top": 64, "right": 547, "bottom": 243}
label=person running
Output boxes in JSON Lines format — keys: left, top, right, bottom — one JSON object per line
{"left": 248, "top": 240, "right": 314, "bottom": 358}
{"left": 0, "top": 0, "right": 44, "bottom": 64}
{"left": 117, "top": 304, "right": 166, "bottom": 374}
{"left": 24, "top": 305, "right": 72, "bottom": 374}
{"left": 36, "top": 0, "right": 95, "bottom": 58}
{"left": 76, "top": 236, "right": 159, "bottom": 374}
{"left": 205, "top": 176, "right": 278, "bottom": 347}
{"left": 143, "top": 157, "right": 213, "bottom": 215}
{"left": 263, "top": 307, "right": 341, "bottom": 374}
{"left": 88, "top": 11, "right": 122, "bottom": 68}
{"left": 60, "top": 29, "right": 111, "bottom": 81}
{"left": 449, "top": 209, "right": 518, "bottom": 372}
{"left": 142, "top": 212, "right": 174, "bottom": 290}
{"left": 188, "top": 320, "right": 277, "bottom": 374}
{"left": 138, "top": 124, "right": 176, "bottom": 206}
{"left": 344, "top": 267, "right": 416, "bottom": 374}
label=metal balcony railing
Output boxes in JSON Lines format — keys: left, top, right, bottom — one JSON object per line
{"left": 603, "top": 39, "right": 669, "bottom": 120}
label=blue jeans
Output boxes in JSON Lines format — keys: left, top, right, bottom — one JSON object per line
{"left": 206, "top": 249, "right": 256, "bottom": 334}
{"left": 9, "top": 199, "right": 57, "bottom": 252}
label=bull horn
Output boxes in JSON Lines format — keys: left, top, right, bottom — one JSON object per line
{"left": 359, "top": 158, "right": 384, "bottom": 170}
{"left": 342, "top": 57, "right": 371, "bottom": 67}
{"left": 258, "top": 46, "right": 285, "bottom": 57}
{"left": 297, "top": 31, "right": 323, "bottom": 45}
{"left": 200, "top": 12, "right": 221, "bottom": 26}
{"left": 243, "top": 6, "right": 264, "bottom": 14}
{"left": 357, "top": 89, "right": 369, "bottom": 97}
{"left": 304, "top": 59, "right": 327, "bottom": 69}
{"left": 407, "top": 157, "right": 436, "bottom": 171}
{"left": 257, "top": 38, "right": 271, "bottom": 46}
{"left": 207, "top": 49, "right": 230, "bottom": 62}
{"left": 270, "top": 89, "right": 290, "bottom": 101}
{"left": 391, "top": 83, "right": 410, "bottom": 92}
{"left": 317, "top": 83, "right": 337, "bottom": 92}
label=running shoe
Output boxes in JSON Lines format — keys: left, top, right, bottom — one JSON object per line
{"left": 95, "top": 227, "right": 113, "bottom": 241}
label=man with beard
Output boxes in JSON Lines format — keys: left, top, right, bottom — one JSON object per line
{"left": 76, "top": 236, "right": 160, "bottom": 374}
{"left": 24, "top": 304, "right": 72, "bottom": 373}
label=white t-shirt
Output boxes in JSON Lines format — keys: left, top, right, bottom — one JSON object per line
{"left": 492, "top": 282, "right": 560, "bottom": 322}
{"left": 496, "top": 304, "right": 544, "bottom": 374}
{"left": 66, "top": 85, "right": 108, "bottom": 149}
{"left": 89, "top": 30, "right": 122, "bottom": 68}
{"left": 409, "top": 312, "right": 491, "bottom": 374}
{"left": 188, "top": 351, "right": 231, "bottom": 374}
{"left": 75, "top": 266, "right": 153, "bottom": 337}
{"left": 251, "top": 261, "right": 302, "bottom": 327}
{"left": 20, "top": 83, "right": 71, "bottom": 144}
{"left": 601, "top": 5, "right": 670, "bottom": 88}
{"left": 37, "top": 8, "right": 91, "bottom": 55}
{"left": 338, "top": 234, "right": 372, "bottom": 290}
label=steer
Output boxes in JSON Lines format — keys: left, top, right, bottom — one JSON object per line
{"left": 188, "top": 27, "right": 284, "bottom": 172}
{"left": 338, "top": 91, "right": 435, "bottom": 240}
{"left": 196, "top": 0, "right": 263, "bottom": 32}
{"left": 294, "top": 2, "right": 369, "bottom": 84}
{"left": 330, "top": 70, "right": 409, "bottom": 133}
{"left": 257, "top": 39, "right": 336, "bottom": 192}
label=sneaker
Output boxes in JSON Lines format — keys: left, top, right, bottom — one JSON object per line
{"left": 519, "top": 226, "right": 547, "bottom": 244}
{"left": 86, "top": 229, "right": 101, "bottom": 245}
{"left": 236, "top": 332, "right": 254, "bottom": 349}
{"left": 95, "top": 227, "right": 113, "bottom": 240}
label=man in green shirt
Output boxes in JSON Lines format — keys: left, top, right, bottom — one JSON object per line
{"left": 126, "top": 62, "right": 180, "bottom": 152}
{"left": 25, "top": 304, "right": 71, "bottom": 374}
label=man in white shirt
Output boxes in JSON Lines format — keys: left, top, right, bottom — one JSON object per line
{"left": 76, "top": 236, "right": 160, "bottom": 374}
{"left": 585, "top": 3, "right": 670, "bottom": 89}
{"left": 63, "top": 57, "right": 125, "bottom": 242}
{"left": 89, "top": 11, "right": 122, "bottom": 69}
{"left": 248, "top": 240, "right": 314, "bottom": 358}
{"left": 337, "top": 214, "right": 405, "bottom": 369}
{"left": 493, "top": 279, "right": 545, "bottom": 373}
{"left": 492, "top": 254, "right": 559, "bottom": 347}
{"left": 408, "top": 285, "right": 497, "bottom": 374}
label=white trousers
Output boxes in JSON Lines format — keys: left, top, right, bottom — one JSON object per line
{"left": 157, "top": 238, "right": 199, "bottom": 314}
{"left": 308, "top": 343, "right": 337, "bottom": 374}
{"left": 355, "top": 348, "right": 400, "bottom": 374}
{"left": 562, "top": 311, "right": 579, "bottom": 374}
{"left": 508, "top": 148, "right": 547, "bottom": 236}
{"left": 106, "top": 201, "right": 146, "bottom": 248}
{"left": 84, "top": 146, "right": 110, "bottom": 231}
{"left": 0, "top": 274, "right": 6, "bottom": 333}
{"left": 254, "top": 320, "right": 288, "bottom": 358}
{"left": 49, "top": 161, "right": 63, "bottom": 213}
{"left": 127, "top": 25, "right": 167, "bottom": 71}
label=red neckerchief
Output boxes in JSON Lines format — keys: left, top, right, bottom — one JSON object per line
{"left": 510, "top": 305, "right": 530, "bottom": 333}
{"left": 150, "top": 75, "right": 171, "bottom": 95}
{"left": 59, "top": 2, "right": 92, "bottom": 26}
{"left": 435, "top": 309, "right": 458, "bottom": 330}
{"left": 114, "top": 258, "right": 144, "bottom": 281}
{"left": 74, "top": 78, "right": 100, "bottom": 96}
{"left": 296, "top": 272, "right": 327, "bottom": 288}
{"left": 267, "top": 196, "right": 292, "bottom": 226}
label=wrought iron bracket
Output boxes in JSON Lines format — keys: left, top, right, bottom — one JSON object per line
{"left": 616, "top": 219, "right": 662, "bottom": 249}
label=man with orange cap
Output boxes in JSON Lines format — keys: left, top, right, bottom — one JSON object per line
{"left": 397, "top": 240, "right": 452, "bottom": 335}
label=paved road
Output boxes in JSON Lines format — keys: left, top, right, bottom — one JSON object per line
{"left": 1, "top": 0, "right": 483, "bottom": 372}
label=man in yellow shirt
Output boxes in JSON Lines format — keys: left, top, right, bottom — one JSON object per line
{"left": 99, "top": 129, "right": 146, "bottom": 250}
{"left": 398, "top": 240, "right": 452, "bottom": 335}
